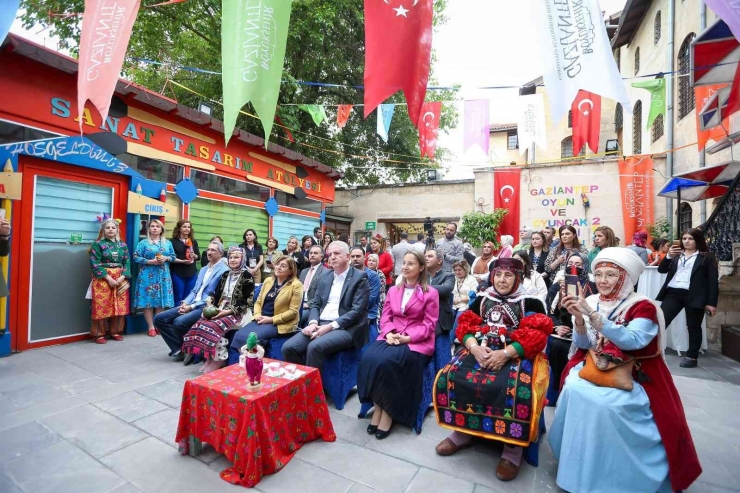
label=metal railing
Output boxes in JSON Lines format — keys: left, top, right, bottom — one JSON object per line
{"left": 703, "top": 171, "right": 740, "bottom": 262}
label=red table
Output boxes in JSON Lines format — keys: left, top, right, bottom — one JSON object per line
{"left": 175, "top": 359, "right": 336, "bottom": 487}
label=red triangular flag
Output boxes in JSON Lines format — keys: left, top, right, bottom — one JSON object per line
{"left": 363, "top": 0, "right": 434, "bottom": 128}
{"left": 418, "top": 102, "right": 441, "bottom": 159}
{"left": 274, "top": 114, "right": 295, "bottom": 143}
{"left": 337, "top": 105, "right": 353, "bottom": 128}
{"left": 571, "top": 90, "right": 601, "bottom": 155}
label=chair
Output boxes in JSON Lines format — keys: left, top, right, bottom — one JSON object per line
{"left": 434, "top": 333, "right": 453, "bottom": 374}
{"left": 323, "top": 347, "right": 363, "bottom": 410}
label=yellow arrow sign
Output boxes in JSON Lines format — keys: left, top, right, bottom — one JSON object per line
{"left": 127, "top": 191, "right": 172, "bottom": 216}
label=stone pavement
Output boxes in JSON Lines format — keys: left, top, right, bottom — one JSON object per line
{"left": 0, "top": 334, "right": 739, "bottom": 493}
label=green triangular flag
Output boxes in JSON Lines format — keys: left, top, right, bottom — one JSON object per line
{"left": 298, "top": 104, "right": 327, "bottom": 126}
{"left": 221, "top": 0, "right": 295, "bottom": 148}
{"left": 631, "top": 78, "right": 666, "bottom": 131}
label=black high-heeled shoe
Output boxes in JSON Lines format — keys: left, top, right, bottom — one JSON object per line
{"left": 375, "top": 427, "right": 392, "bottom": 440}
{"left": 367, "top": 424, "right": 378, "bottom": 435}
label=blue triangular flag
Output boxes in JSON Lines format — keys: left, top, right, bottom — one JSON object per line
{"left": 377, "top": 104, "right": 396, "bottom": 143}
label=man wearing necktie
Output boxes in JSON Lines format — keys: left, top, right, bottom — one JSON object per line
{"left": 299, "top": 245, "right": 330, "bottom": 325}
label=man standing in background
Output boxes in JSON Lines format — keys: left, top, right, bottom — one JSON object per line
{"left": 391, "top": 232, "right": 413, "bottom": 280}
{"left": 436, "top": 223, "right": 464, "bottom": 272}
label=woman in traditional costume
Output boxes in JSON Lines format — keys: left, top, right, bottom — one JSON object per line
{"left": 549, "top": 248, "right": 701, "bottom": 493}
{"left": 182, "top": 246, "right": 255, "bottom": 373}
{"left": 89, "top": 219, "right": 130, "bottom": 344}
{"left": 433, "top": 257, "right": 552, "bottom": 482}
{"left": 133, "top": 219, "right": 176, "bottom": 336}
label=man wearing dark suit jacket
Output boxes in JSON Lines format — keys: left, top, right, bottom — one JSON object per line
{"left": 425, "top": 249, "right": 455, "bottom": 335}
{"left": 282, "top": 241, "right": 369, "bottom": 373}
{"left": 299, "top": 245, "right": 330, "bottom": 326}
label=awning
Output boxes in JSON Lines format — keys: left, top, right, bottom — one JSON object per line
{"left": 658, "top": 161, "right": 740, "bottom": 201}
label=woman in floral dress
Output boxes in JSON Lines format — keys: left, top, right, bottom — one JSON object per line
{"left": 89, "top": 219, "right": 131, "bottom": 344}
{"left": 134, "top": 219, "right": 176, "bottom": 336}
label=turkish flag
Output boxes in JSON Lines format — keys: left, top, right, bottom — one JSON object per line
{"left": 337, "top": 105, "right": 353, "bottom": 128}
{"left": 363, "top": 0, "right": 434, "bottom": 127}
{"left": 493, "top": 168, "right": 522, "bottom": 240}
{"left": 571, "top": 90, "right": 601, "bottom": 155}
{"left": 419, "top": 102, "right": 441, "bottom": 158}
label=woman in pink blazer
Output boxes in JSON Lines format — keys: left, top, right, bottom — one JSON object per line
{"left": 357, "top": 250, "right": 439, "bottom": 439}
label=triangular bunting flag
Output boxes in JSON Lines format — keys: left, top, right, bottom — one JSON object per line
{"left": 632, "top": 78, "right": 666, "bottom": 130}
{"left": 377, "top": 104, "right": 396, "bottom": 143}
{"left": 274, "top": 114, "right": 295, "bottom": 143}
{"left": 337, "top": 105, "right": 353, "bottom": 128}
{"left": 298, "top": 104, "right": 327, "bottom": 127}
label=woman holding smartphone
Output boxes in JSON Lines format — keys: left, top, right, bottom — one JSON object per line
{"left": 656, "top": 229, "right": 719, "bottom": 368}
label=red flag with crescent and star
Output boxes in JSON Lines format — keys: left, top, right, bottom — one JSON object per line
{"left": 363, "top": 0, "right": 434, "bottom": 128}
{"left": 571, "top": 90, "right": 601, "bottom": 155}
{"left": 419, "top": 101, "right": 441, "bottom": 158}
{"left": 337, "top": 104, "right": 353, "bottom": 128}
{"left": 493, "top": 168, "right": 522, "bottom": 240}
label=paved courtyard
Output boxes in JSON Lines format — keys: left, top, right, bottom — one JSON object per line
{"left": 0, "top": 333, "right": 739, "bottom": 493}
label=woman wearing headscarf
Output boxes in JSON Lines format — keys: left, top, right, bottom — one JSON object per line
{"left": 181, "top": 246, "right": 255, "bottom": 373}
{"left": 89, "top": 219, "right": 130, "bottom": 344}
{"left": 471, "top": 240, "right": 496, "bottom": 287}
{"left": 626, "top": 230, "right": 651, "bottom": 265}
{"left": 497, "top": 235, "right": 514, "bottom": 259}
{"left": 549, "top": 248, "right": 701, "bottom": 493}
{"left": 433, "top": 258, "right": 552, "bottom": 482}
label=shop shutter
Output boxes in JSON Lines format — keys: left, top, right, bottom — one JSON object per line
{"left": 33, "top": 176, "right": 112, "bottom": 243}
{"left": 272, "top": 212, "right": 319, "bottom": 251}
{"left": 189, "top": 198, "right": 269, "bottom": 249}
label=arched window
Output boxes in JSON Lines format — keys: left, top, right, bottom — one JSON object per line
{"left": 679, "top": 203, "right": 693, "bottom": 232}
{"left": 678, "top": 33, "right": 697, "bottom": 119}
{"left": 561, "top": 136, "right": 585, "bottom": 159}
{"left": 615, "top": 103, "right": 623, "bottom": 132}
{"left": 652, "top": 113, "right": 664, "bottom": 142}
{"left": 654, "top": 11, "right": 661, "bottom": 44}
{"left": 633, "top": 101, "right": 642, "bottom": 154}
{"left": 634, "top": 47, "right": 640, "bottom": 75}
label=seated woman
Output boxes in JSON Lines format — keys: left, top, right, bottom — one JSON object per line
{"left": 434, "top": 258, "right": 552, "bottom": 482}
{"left": 545, "top": 252, "right": 595, "bottom": 406}
{"left": 182, "top": 246, "right": 255, "bottom": 373}
{"left": 357, "top": 251, "right": 438, "bottom": 439}
{"left": 549, "top": 248, "right": 702, "bottom": 493}
{"left": 512, "top": 251, "right": 547, "bottom": 303}
{"left": 230, "top": 255, "right": 303, "bottom": 362}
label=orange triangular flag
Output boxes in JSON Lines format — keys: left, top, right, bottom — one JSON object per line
{"left": 337, "top": 105, "right": 353, "bottom": 128}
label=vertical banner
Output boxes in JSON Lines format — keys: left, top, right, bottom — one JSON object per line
{"left": 463, "top": 99, "right": 490, "bottom": 154}
{"left": 517, "top": 93, "right": 547, "bottom": 156}
{"left": 533, "top": 0, "right": 631, "bottom": 123}
{"left": 363, "top": 0, "right": 434, "bottom": 127}
{"left": 703, "top": 0, "right": 740, "bottom": 42}
{"left": 222, "top": 0, "right": 294, "bottom": 147}
{"left": 493, "top": 167, "right": 522, "bottom": 240}
{"left": 337, "top": 104, "right": 353, "bottom": 128}
{"left": 419, "top": 101, "right": 442, "bottom": 159}
{"left": 695, "top": 85, "right": 729, "bottom": 150}
{"left": 77, "top": 0, "right": 141, "bottom": 129}
{"left": 376, "top": 104, "right": 396, "bottom": 143}
{"left": 632, "top": 78, "right": 666, "bottom": 130}
{"left": 571, "top": 90, "right": 602, "bottom": 154}
{"left": 618, "top": 156, "right": 654, "bottom": 243}
{"left": 0, "top": 0, "right": 19, "bottom": 46}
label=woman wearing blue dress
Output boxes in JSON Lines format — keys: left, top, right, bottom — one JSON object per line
{"left": 134, "top": 219, "right": 176, "bottom": 337}
{"left": 549, "top": 248, "right": 701, "bottom": 493}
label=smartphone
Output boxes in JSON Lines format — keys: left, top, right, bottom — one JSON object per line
{"left": 672, "top": 240, "right": 680, "bottom": 247}
{"left": 565, "top": 274, "right": 579, "bottom": 297}
{"left": 0, "top": 209, "right": 5, "bottom": 219}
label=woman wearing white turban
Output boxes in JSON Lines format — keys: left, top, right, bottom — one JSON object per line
{"left": 549, "top": 248, "right": 701, "bottom": 493}
{"left": 497, "top": 235, "right": 514, "bottom": 259}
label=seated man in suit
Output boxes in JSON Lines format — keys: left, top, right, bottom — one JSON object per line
{"left": 154, "top": 241, "right": 228, "bottom": 361}
{"left": 349, "top": 246, "right": 380, "bottom": 335}
{"left": 299, "top": 245, "right": 330, "bottom": 326}
{"left": 282, "top": 241, "right": 369, "bottom": 375}
{"left": 425, "top": 249, "right": 455, "bottom": 336}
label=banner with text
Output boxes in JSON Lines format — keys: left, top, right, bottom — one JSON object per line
{"left": 77, "top": 0, "right": 141, "bottom": 129}
{"left": 618, "top": 156, "right": 654, "bottom": 243}
{"left": 533, "top": 0, "right": 631, "bottom": 124}
{"left": 517, "top": 94, "right": 547, "bottom": 156}
{"left": 222, "top": 0, "right": 294, "bottom": 147}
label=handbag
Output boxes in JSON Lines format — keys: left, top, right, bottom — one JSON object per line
{"left": 579, "top": 349, "right": 635, "bottom": 391}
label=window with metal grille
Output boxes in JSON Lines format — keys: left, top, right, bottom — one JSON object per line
{"left": 633, "top": 101, "right": 642, "bottom": 154}
{"left": 634, "top": 47, "right": 640, "bottom": 75}
{"left": 678, "top": 33, "right": 696, "bottom": 119}
{"left": 561, "top": 137, "right": 585, "bottom": 159}
{"left": 568, "top": 110, "right": 573, "bottom": 128}
{"left": 679, "top": 203, "right": 693, "bottom": 233}
{"left": 652, "top": 113, "right": 664, "bottom": 142}
{"left": 654, "top": 11, "right": 661, "bottom": 44}
{"left": 615, "top": 103, "right": 623, "bottom": 132}
{"left": 507, "top": 130, "right": 518, "bottom": 150}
